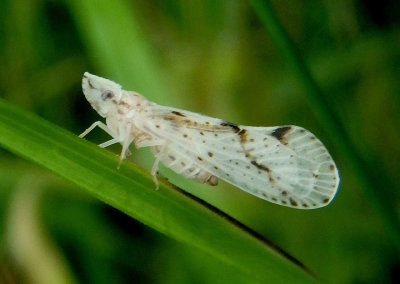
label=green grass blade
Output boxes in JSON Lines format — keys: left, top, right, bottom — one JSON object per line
{"left": 68, "top": 0, "right": 169, "bottom": 103}
{"left": 0, "top": 99, "right": 317, "bottom": 283}
{"left": 249, "top": 0, "right": 400, "bottom": 251}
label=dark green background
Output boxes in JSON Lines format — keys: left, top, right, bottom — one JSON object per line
{"left": 1, "top": 0, "right": 399, "bottom": 283}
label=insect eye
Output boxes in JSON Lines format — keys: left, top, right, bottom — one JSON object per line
{"left": 101, "top": 90, "right": 114, "bottom": 101}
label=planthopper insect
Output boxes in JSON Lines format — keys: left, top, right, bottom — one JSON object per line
{"left": 80, "top": 72, "right": 339, "bottom": 209}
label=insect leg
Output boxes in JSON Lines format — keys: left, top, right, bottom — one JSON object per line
{"left": 149, "top": 144, "right": 170, "bottom": 190}
{"left": 118, "top": 138, "right": 133, "bottom": 169}
{"left": 79, "top": 121, "right": 116, "bottom": 138}
{"left": 98, "top": 138, "right": 120, "bottom": 148}
{"left": 151, "top": 157, "right": 161, "bottom": 190}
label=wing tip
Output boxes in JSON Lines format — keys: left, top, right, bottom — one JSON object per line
{"left": 263, "top": 169, "right": 340, "bottom": 210}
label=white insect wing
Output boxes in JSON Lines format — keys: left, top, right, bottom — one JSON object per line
{"left": 80, "top": 72, "right": 340, "bottom": 209}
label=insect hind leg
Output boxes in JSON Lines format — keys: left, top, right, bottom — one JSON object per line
{"left": 150, "top": 157, "right": 161, "bottom": 190}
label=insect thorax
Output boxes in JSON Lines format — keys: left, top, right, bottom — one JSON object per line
{"left": 105, "top": 91, "right": 152, "bottom": 143}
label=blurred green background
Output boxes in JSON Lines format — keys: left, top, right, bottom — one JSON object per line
{"left": 1, "top": 0, "right": 400, "bottom": 283}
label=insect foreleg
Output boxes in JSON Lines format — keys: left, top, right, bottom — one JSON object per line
{"left": 79, "top": 121, "right": 116, "bottom": 138}
{"left": 98, "top": 138, "right": 120, "bottom": 148}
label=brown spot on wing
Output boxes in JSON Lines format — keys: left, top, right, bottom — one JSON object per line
{"left": 220, "top": 121, "right": 241, "bottom": 133}
{"left": 289, "top": 198, "right": 298, "bottom": 207}
{"left": 251, "top": 160, "right": 271, "bottom": 172}
{"left": 238, "top": 129, "right": 248, "bottom": 144}
{"left": 271, "top": 126, "right": 292, "bottom": 145}
{"left": 251, "top": 160, "right": 275, "bottom": 184}
{"left": 172, "top": 111, "right": 186, "bottom": 117}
